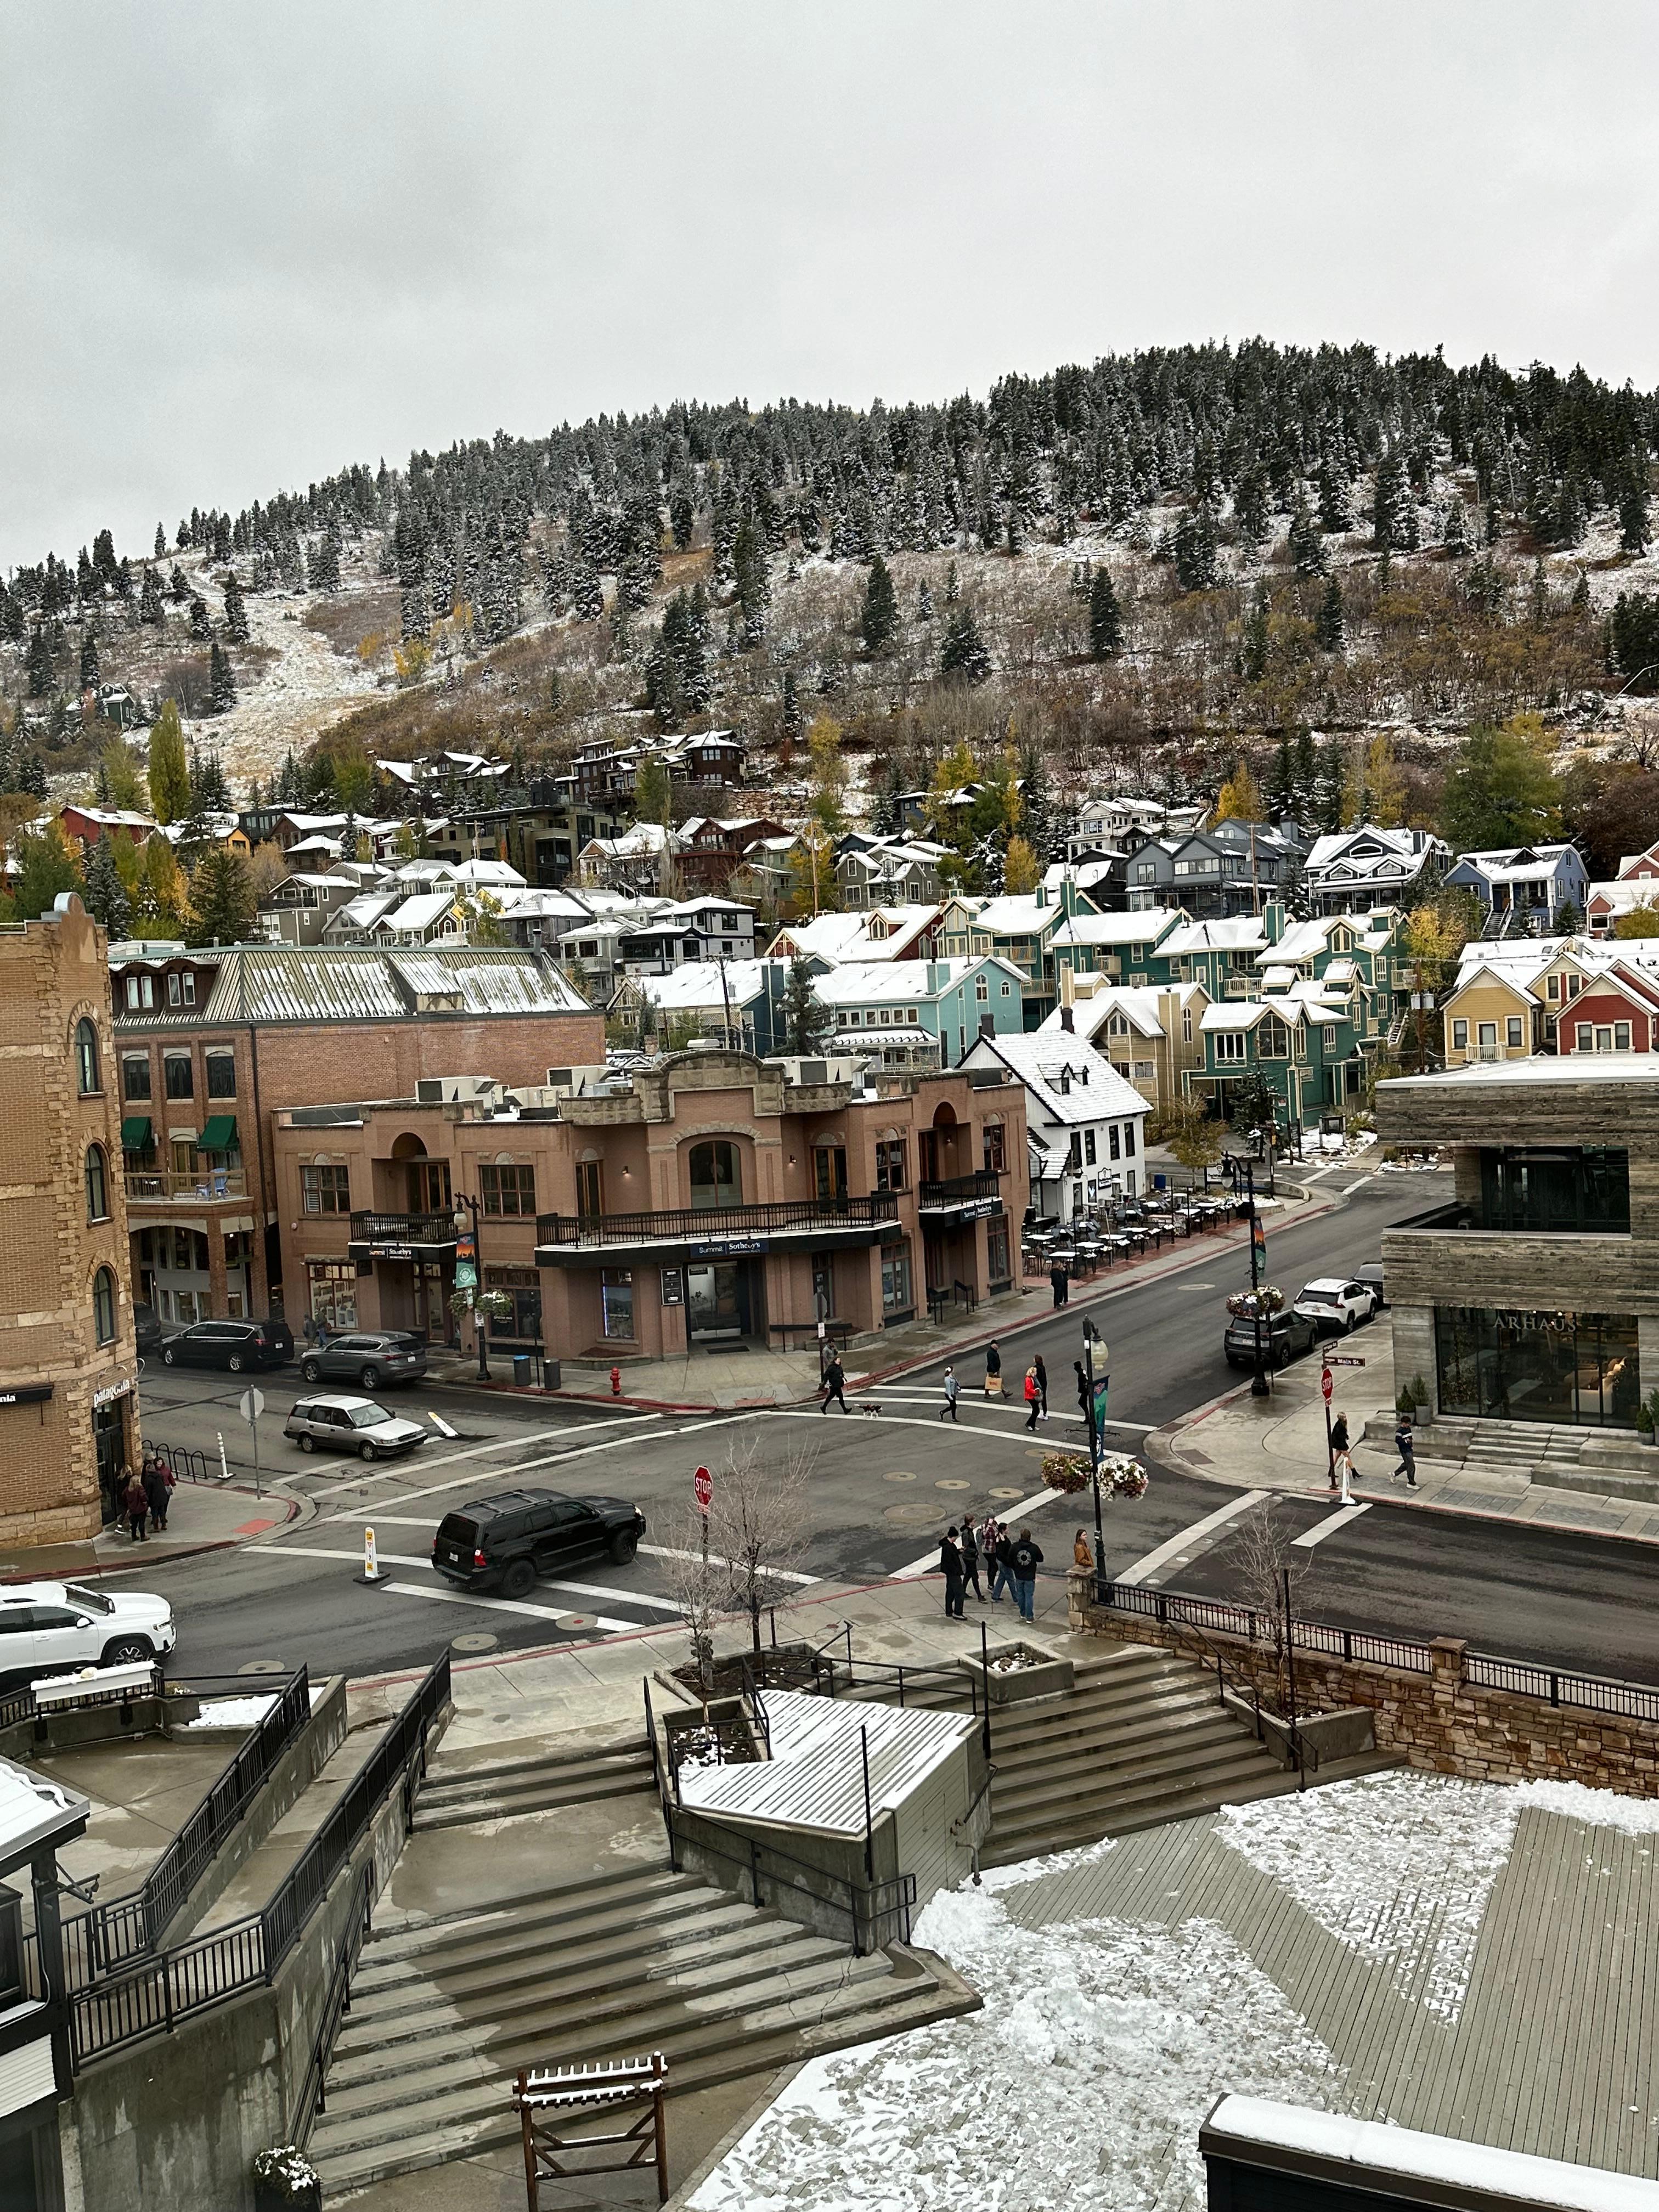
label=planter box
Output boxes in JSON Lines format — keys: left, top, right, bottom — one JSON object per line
{"left": 958, "top": 1642, "right": 1074, "bottom": 1706}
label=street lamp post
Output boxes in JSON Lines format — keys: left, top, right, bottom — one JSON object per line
{"left": 453, "top": 1192, "right": 489, "bottom": 1382}
{"left": 1245, "top": 1158, "right": 1269, "bottom": 1398}
{"left": 1082, "top": 1318, "right": 1107, "bottom": 1590}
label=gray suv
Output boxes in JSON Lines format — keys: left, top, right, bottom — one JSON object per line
{"left": 300, "top": 1331, "right": 428, "bottom": 1390}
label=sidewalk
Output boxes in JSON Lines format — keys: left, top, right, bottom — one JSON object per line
{"left": 1150, "top": 1317, "right": 1659, "bottom": 1547}
{"left": 418, "top": 1183, "right": 1329, "bottom": 1416}
{"left": 0, "top": 1476, "right": 306, "bottom": 1586}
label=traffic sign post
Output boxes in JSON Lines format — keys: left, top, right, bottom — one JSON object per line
{"left": 1320, "top": 1368, "right": 1334, "bottom": 1402}
{"left": 695, "top": 1464, "right": 712, "bottom": 1567}
{"left": 239, "top": 1386, "right": 266, "bottom": 1499}
{"left": 1320, "top": 1362, "right": 1336, "bottom": 1494}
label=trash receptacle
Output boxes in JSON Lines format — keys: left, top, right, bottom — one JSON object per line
{"left": 512, "top": 1354, "right": 532, "bottom": 1387}
{"left": 542, "top": 1358, "right": 560, "bottom": 1390}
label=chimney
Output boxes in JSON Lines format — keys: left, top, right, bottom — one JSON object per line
{"left": 1060, "top": 1005, "right": 1075, "bottom": 1032}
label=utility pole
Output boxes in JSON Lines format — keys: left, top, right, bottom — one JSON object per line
{"left": 1245, "top": 1158, "right": 1269, "bottom": 1398}
{"left": 1082, "top": 1318, "right": 1107, "bottom": 1589}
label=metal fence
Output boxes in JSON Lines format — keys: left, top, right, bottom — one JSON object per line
{"left": 1094, "top": 1578, "right": 1659, "bottom": 1723}
{"left": 66, "top": 1651, "right": 449, "bottom": 2068}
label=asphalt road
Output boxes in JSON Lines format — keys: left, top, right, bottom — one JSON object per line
{"left": 107, "top": 1164, "right": 1659, "bottom": 1692}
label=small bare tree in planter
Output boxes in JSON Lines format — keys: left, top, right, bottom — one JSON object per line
{"left": 658, "top": 1435, "right": 815, "bottom": 1703}
{"left": 1231, "top": 1495, "right": 1313, "bottom": 1714}
{"left": 654, "top": 1495, "right": 727, "bottom": 1709}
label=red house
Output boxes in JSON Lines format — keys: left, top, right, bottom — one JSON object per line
{"left": 1556, "top": 961, "right": 1659, "bottom": 1054}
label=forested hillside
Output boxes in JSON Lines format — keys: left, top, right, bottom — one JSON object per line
{"left": 7, "top": 340, "right": 1659, "bottom": 866}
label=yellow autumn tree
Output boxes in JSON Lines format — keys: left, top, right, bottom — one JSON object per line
{"left": 806, "top": 716, "right": 847, "bottom": 833}
{"left": 1214, "top": 761, "right": 1265, "bottom": 822}
{"left": 1365, "top": 735, "right": 1407, "bottom": 828}
{"left": 1003, "top": 834, "right": 1041, "bottom": 895}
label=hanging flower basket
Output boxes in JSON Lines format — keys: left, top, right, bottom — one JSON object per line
{"left": 1039, "top": 1452, "right": 1091, "bottom": 1494}
{"left": 1102, "top": 1453, "right": 1149, "bottom": 1500}
{"left": 1226, "top": 1284, "right": 1285, "bottom": 1322}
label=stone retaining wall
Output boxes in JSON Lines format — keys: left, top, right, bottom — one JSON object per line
{"left": 1066, "top": 1568, "right": 1659, "bottom": 1798}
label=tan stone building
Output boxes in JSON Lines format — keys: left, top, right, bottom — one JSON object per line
{"left": 272, "top": 1049, "right": 1027, "bottom": 1362}
{"left": 0, "top": 896, "right": 138, "bottom": 1540}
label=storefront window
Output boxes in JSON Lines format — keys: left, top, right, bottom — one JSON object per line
{"left": 601, "top": 1270, "right": 635, "bottom": 1338}
{"left": 1435, "top": 1306, "right": 1640, "bottom": 1427}
{"left": 307, "top": 1262, "right": 358, "bottom": 1331}
{"left": 1477, "top": 1148, "right": 1629, "bottom": 1234}
{"left": 486, "top": 1266, "right": 542, "bottom": 1340}
{"left": 881, "top": 1244, "right": 913, "bottom": 1321}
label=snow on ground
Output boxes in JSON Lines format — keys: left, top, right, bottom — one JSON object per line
{"left": 690, "top": 1876, "right": 1342, "bottom": 2212}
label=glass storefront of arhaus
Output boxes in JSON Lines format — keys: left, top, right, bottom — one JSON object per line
{"left": 1435, "top": 1305, "right": 1640, "bottom": 1427}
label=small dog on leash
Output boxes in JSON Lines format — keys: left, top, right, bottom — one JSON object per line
{"left": 857, "top": 1403, "right": 884, "bottom": 1417}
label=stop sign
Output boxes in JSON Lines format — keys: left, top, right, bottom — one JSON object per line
{"left": 1321, "top": 1368, "right": 1334, "bottom": 1404}
{"left": 694, "top": 1465, "right": 712, "bottom": 1512}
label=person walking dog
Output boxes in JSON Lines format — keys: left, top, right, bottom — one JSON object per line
{"left": 820, "top": 1355, "right": 850, "bottom": 1414}
{"left": 939, "top": 1366, "right": 960, "bottom": 1421}
{"left": 1392, "top": 1412, "right": 1418, "bottom": 1489}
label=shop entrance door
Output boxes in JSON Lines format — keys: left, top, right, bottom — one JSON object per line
{"left": 687, "top": 1262, "right": 752, "bottom": 1342}
{"left": 93, "top": 1400, "right": 127, "bottom": 1527}
{"left": 415, "top": 1267, "right": 450, "bottom": 1343}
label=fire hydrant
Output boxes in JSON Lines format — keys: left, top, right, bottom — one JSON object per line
{"left": 610, "top": 1365, "right": 622, "bottom": 1397}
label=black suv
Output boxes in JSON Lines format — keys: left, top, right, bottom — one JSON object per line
{"left": 1223, "top": 1307, "right": 1320, "bottom": 1371}
{"left": 159, "top": 1320, "right": 290, "bottom": 1373}
{"left": 432, "top": 1489, "right": 646, "bottom": 1598}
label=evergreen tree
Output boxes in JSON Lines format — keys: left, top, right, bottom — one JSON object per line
{"left": 1316, "top": 463, "right": 1351, "bottom": 535}
{"left": 732, "top": 516, "right": 769, "bottom": 648}
{"left": 944, "top": 560, "right": 959, "bottom": 606}
{"left": 939, "top": 604, "right": 991, "bottom": 683}
{"left": 274, "top": 748, "right": 304, "bottom": 806}
{"left": 190, "top": 748, "right": 231, "bottom": 811}
{"left": 1313, "top": 737, "right": 1346, "bottom": 831}
{"left": 10, "top": 825, "right": 82, "bottom": 918}
{"left": 917, "top": 579, "right": 934, "bottom": 620}
{"left": 169, "top": 562, "right": 189, "bottom": 602}
{"left": 859, "top": 556, "right": 899, "bottom": 654}
{"left": 1442, "top": 499, "right": 1470, "bottom": 557}
{"left": 79, "top": 627, "right": 100, "bottom": 695}
{"left": 146, "top": 699, "right": 191, "bottom": 823}
{"left": 188, "top": 594, "right": 212, "bottom": 642}
{"left": 153, "top": 523, "right": 166, "bottom": 560}
{"left": 187, "top": 845, "right": 257, "bottom": 946}
{"left": 1373, "top": 449, "right": 1410, "bottom": 552}
{"left": 1240, "top": 583, "right": 1270, "bottom": 681}
{"left": 26, "top": 625, "right": 52, "bottom": 696}
{"left": 1288, "top": 494, "right": 1324, "bottom": 577}
{"left": 1171, "top": 503, "right": 1219, "bottom": 591}
{"left": 871, "top": 756, "right": 905, "bottom": 836}
{"left": 1267, "top": 735, "right": 1295, "bottom": 818}
{"left": 1088, "top": 565, "right": 1123, "bottom": 658}
{"left": 571, "top": 555, "right": 603, "bottom": 621}
{"left": 208, "top": 642, "right": 237, "bottom": 715}
{"left": 782, "top": 954, "right": 833, "bottom": 1054}
{"left": 222, "top": 569, "right": 249, "bottom": 644}
{"left": 138, "top": 565, "right": 165, "bottom": 625}
{"left": 1018, "top": 744, "right": 1055, "bottom": 863}
{"left": 780, "top": 666, "right": 802, "bottom": 743}
{"left": 81, "top": 834, "right": 131, "bottom": 936}
{"left": 1292, "top": 726, "right": 1319, "bottom": 820}
{"left": 1233, "top": 461, "right": 1269, "bottom": 548}
{"left": 1314, "top": 578, "right": 1346, "bottom": 653}
{"left": 1621, "top": 466, "right": 1651, "bottom": 557}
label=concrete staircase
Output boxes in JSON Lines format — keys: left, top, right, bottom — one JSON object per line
{"left": 307, "top": 1859, "right": 978, "bottom": 2200}
{"left": 979, "top": 1645, "right": 1395, "bottom": 1868}
{"left": 411, "top": 1738, "right": 657, "bottom": 1831}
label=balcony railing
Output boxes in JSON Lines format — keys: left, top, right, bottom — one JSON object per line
{"left": 918, "top": 1170, "right": 1003, "bottom": 1211}
{"left": 125, "top": 1169, "right": 248, "bottom": 1201}
{"left": 535, "top": 1195, "right": 899, "bottom": 1250}
{"left": 348, "top": 1211, "right": 459, "bottom": 1248}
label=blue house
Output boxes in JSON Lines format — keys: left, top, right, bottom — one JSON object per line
{"left": 1442, "top": 845, "right": 1589, "bottom": 932}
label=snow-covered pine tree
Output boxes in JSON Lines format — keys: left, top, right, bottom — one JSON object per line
{"left": 1372, "top": 449, "right": 1410, "bottom": 552}
{"left": 1240, "top": 583, "right": 1270, "bottom": 681}
{"left": 1442, "top": 499, "right": 1470, "bottom": 557}
{"left": 1233, "top": 461, "right": 1269, "bottom": 547}
{"left": 918, "top": 580, "right": 934, "bottom": 620}
{"left": 1171, "top": 504, "right": 1220, "bottom": 591}
{"left": 1316, "top": 463, "right": 1351, "bottom": 534}
{"left": 1288, "top": 495, "right": 1324, "bottom": 577}
{"left": 222, "top": 569, "right": 250, "bottom": 644}
{"left": 79, "top": 627, "right": 100, "bottom": 695}
{"left": 26, "top": 626, "right": 52, "bottom": 696}
{"left": 1018, "top": 744, "right": 1056, "bottom": 864}
{"left": 188, "top": 594, "right": 212, "bottom": 642}
{"left": 1621, "top": 464, "right": 1651, "bottom": 556}
{"left": 208, "top": 642, "right": 237, "bottom": 714}
{"left": 860, "top": 557, "right": 899, "bottom": 654}
{"left": 170, "top": 562, "right": 190, "bottom": 603}
{"left": 1314, "top": 579, "right": 1346, "bottom": 653}
{"left": 138, "top": 566, "right": 164, "bottom": 625}
{"left": 82, "top": 835, "right": 131, "bottom": 936}
{"left": 781, "top": 667, "right": 802, "bottom": 743}
{"left": 153, "top": 524, "right": 166, "bottom": 560}
{"left": 1088, "top": 566, "right": 1122, "bottom": 658}
{"left": 940, "top": 604, "right": 990, "bottom": 683}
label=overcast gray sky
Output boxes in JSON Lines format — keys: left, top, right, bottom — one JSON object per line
{"left": 3, "top": 1, "right": 1657, "bottom": 570}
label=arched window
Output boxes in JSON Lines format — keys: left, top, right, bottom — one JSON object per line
{"left": 688, "top": 1140, "right": 740, "bottom": 1209}
{"left": 75, "top": 1018, "right": 100, "bottom": 1096}
{"left": 85, "top": 1144, "right": 109, "bottom": 1223}
{"left": 92, "top": 1267, "right": 116, "bottom": 1346}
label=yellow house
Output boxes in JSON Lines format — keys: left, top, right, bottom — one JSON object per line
{"left": 1441, "top": 964, "right": 1541, "bottom": 1064}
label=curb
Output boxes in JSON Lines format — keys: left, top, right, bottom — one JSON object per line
{"left": 47, "top": 1483, "right": 307, "bottom": 1583}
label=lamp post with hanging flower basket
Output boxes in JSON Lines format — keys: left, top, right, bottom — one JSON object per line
{"left": 1227, "top": 1280, "right": 1285, "bottom": 1400}
{"left": 1040, "top": 1446, "right": 1148, "bottom": 1595}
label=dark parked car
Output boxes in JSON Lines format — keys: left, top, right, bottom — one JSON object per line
{"left": 1223, "top": 1307, "right": 1321, "bottom": 1371}
{"left": 432, "top": 1489, "right": 646, "bottom": 1598}
{"left": 159, "top": 1320, "right": 289, "bottom": 1373}
{"left": 133, "top": 1301, "right": 165, "bottom": 1355}
{"left": 300, "top": 1331, "right": 427, "bottom": 1390}
{"left": 1355, "top": 1261, "right": 1387, "bottom": 1311}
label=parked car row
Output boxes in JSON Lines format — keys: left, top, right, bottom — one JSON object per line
{"left": 1223, "top": 1271, "right": 1384, "bottom": 1371}
{"left": 153, "top": 1320, "right": 427, "bottom": 1384}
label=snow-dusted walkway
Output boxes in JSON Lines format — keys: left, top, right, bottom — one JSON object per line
{"left": 690, "top": 1773, "right": 1659, "bottom": 2211}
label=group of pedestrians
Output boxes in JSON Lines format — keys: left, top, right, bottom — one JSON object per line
{"left": 121, "top": 1453, "right": 174, "bottom": 1541}
{"left": 938, "top": 1514, "right": 1044, "bottom": 1622}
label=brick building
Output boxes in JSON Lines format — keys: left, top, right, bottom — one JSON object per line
{"left": 270, "top": 1049, "right": 1026, "bottom": 1359}
{"left": 109, "top": 944, "right": 603, "bottom": 1328}
{"left": 0, "top": 896, "right": 138, "bottom": 1539}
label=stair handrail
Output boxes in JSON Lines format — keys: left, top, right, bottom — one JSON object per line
{"left": 1097, "top": 1576, "right": 1316, "bottom": 1777}
{"left": 291, "top": 1857, "right": 374, "bottom": 2149}
{"left": 662, "top": 1796, "right": 916, "bottom": 1956}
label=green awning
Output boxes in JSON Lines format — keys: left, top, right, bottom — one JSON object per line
{"left": 120, "top": 1116, "right": 153, "bottom": 1152}
{"left": 199, "top": 1115, "right": 239, "bottom": 1152}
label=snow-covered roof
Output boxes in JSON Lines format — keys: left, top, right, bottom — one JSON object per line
{"left": 770, "top": 909, "right": 938, "bottom": 964}
{"left": 811, "top": 960, "right": 960, "bottom": 1006}
{"left": 633, "top": 959, "right": 777, "bottom": 1010}
{"left": 1201, "top": 1001, "right": 1272, "bottom": 1032}
{"left": 1162, "top": 916, "right": 1269, "bottom": 956}
{"left": 964, "top": 1030, "right": 1149, "bottom": 1127}
{"left": 583, "top": 823, "right": 673, "bottom": 859}
{"left": 678, "top": 1690, "right": 973, "bottom": 1836}
{"left": 112, "top": 945, "right": 590, "bottom": 1025}
{"left": 448, "top": 859, "right": 526, "bottom": 889}
{"left": 1449, "top": 844, "right": 1582, "bottom": 883}
{"left": 372, "top": 891, "right": 458, "bottom": 933}
{"left": 0, "top": 1756, "right": 83, "bottom": 1863}
{"left": 1051, "top": 907, "right": 1184, "bottom": 949}
{"left": 970, "top": 895, "right": 1062, "bottom": 936}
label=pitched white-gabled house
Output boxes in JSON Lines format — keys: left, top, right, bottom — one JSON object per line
{"left": 960, "top": 1026, "right": 1151, "bottom": 1223}
{"left": 1304, "top": 826, "right": 1448, "bottom": 915}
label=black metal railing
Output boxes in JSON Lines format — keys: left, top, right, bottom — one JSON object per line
{"left": 348, "top": 1211, "right": 458, "bottom": 1246}
{"left": 142, "top": 1440, "right": 213, "bottom": 1485}
{"left": 662, "top": 1799, "right": 916, "bottom": 1955}
{"left": 535, "top": 1195, "right": 899, "bottom": 1249}
{"left": 67, "top": 1652, "right": 449, "bottom": 2067}
{"left": 1090, "top": 1578, "right": 1659, "bottom": 1725}
{"left": 292, "top": 1859, "right": 374, "bottom": 2148}
{"left": 60, "top": 1669, "right": 312, "bottom": 1987}
{"left": 918, "top": 1170, "right": 1002, "bottom": 1210}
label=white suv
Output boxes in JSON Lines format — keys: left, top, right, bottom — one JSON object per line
{"left": 0, "top": 1582, "right": 176, "bottom": 1683}
{"left": 1292, "top": 1277, "right": 1378, "bottom": 1336}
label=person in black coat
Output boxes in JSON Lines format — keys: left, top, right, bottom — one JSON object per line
{"left": 958, "top": 1516, "right": 984, "bottom": 1600}
{"left": 142, "top": 1455, "right": 170, "bottom": 1533}
{"left": 984, "top": 1340, "right": 1002, "bottom": 1395}
{"left": 1011, "top": 1529, "right": 1044, "bottom": 1623}
{"left": 1050, "top": 1261, "right": 1069, "bottom": 1308}
{"left": 939, "top": 1528, "right": 966, "bottom": 1618}
{"left": 821, "top": 1356, "right": 849, "bottom": 1413}
{"left": 1033, "top": 1352, "right": 1048, "bottom": 1419}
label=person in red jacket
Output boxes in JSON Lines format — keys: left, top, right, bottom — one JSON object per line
{"left": 1023, "top": 1364, "right": 1041, "bottom": 1433}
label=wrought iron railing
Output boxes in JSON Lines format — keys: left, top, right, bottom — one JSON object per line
{"left": 348, "top": 1211, "right": 459, "bottom": 1246}
{"left": 534, "top": 1195, "right": 899, "bottom": 1249}
{"left": 125, "top": 1169, "right": 249, "bottom": 1200}
{"left": 918, "top": 1170, "right": 1002, "bottom": 1209}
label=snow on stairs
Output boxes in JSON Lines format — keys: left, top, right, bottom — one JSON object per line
{"left": 411, "top": 1737, "right": 657, "bottom": 1830}
{"left": 307, "top": 1858, "right": 978, "bottom": 2200}
{"left": 980, "top": 1645, "right": 1398, "bottom": 1868}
